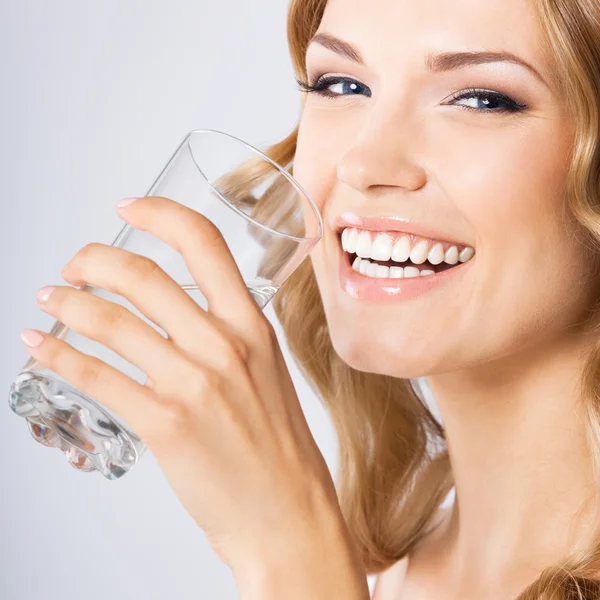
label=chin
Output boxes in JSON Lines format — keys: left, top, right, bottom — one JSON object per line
{"left": 329, "top": 329, "right": 444, "bottom": 379}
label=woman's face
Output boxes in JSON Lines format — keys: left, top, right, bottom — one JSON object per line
{"left": 292, "top": 0, "right": 596, "bottom": 378}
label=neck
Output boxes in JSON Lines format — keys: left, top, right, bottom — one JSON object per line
{"left": 425, "top": 331, "right": 599, "bottom": 590}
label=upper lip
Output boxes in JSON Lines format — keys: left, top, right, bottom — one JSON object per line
{"left": 334, "top": 211, "right": 471, "bottom": 247}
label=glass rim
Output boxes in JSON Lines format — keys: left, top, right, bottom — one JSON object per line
{"left": 187, "top": 128, "right": 323, "bottom": 243}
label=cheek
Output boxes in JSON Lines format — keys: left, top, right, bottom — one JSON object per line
{"left": 293, "top": 113, "right": 334, "bottom": 214}
{"left": 293, "top": 106, "right": 360, "bottom": 211}
{"left": 438, "top": 116, "right": 576, "bottom": 284}
{"left": 294, "top": 110, "right": 346, "bottom": 293}
{"left": 440, "top": 123, "right": 592, "bottom": 348}
{"left": 437, "top": 114, "right": 573, "bottom": 254}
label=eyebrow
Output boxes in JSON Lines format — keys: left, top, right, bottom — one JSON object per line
{"left": 307, "top": 32, "right": 549, "bottom": 89}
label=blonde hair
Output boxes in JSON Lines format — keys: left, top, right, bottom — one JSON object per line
{"left": 218, "top": 0, "right": 600, "bottom": 596}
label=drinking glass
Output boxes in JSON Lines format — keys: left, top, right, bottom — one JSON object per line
{"left": 8, "top": 128, "right": 322, "bottom": 480}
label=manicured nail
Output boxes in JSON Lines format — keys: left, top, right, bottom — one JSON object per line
{"left": 116, "top": 197, "right": 139, "bottom": 208}
{"left": 37, "top": 286, "right": 56, "bottom": 303}
{"left": 21, "top": 329, "right": 44, "bottom": 347}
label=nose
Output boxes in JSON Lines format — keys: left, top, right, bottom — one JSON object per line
{"left": 336, "top": 116, "right": 427, "bottom": 194}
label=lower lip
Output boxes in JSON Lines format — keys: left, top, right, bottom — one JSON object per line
{"left": 338, "top": 243, "right": 473, "bottom": 302}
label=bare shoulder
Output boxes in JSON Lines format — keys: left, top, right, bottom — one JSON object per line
{"left": 371, "top": 505, "right": 452, "bottom": 600}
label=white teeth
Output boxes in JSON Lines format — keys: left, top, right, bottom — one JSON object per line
{"left": 346, "top": 228, "right": 359, "bottom": 254}
{"left": 370, "top": 233, "right": 394, "bottom": 261}
{"left": 459, "top": 247, "right": 475, "bottom": 262}
{"left": 359, "top": 259, "right": 369, "bottom": 275}
{"left": 342, "top": 227, "right": 349, "bottom": 249}
{"left": 352, "top": 258, "right": 434, "bottom": 279}
{"left": 427, "top": 243, "right": 445, "bottom": 265}
{"left": 444, "top": 246, "right": 459, "bottom": 264}
{"left": 366, "top": 262, "right": 379, "bottom": 277}
{"left": 376, "top": 265, "right": 389, "bottom": 278}
{"left": 341, "top": 227, "right": 475, "bottom": 269}
{"left": 409, "top": 239, "right": 430, "bottom": 264}
{"left": 356, "top": 230, "right": 372, "bottom": 258}
{"left": 391, "top": 235, "right": 411, "bottom": 262}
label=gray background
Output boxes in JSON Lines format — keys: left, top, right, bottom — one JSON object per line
{"left": 0, "top": 1, "right": 447, "bottom": 598}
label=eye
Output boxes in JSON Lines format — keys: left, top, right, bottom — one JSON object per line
{"left": 446, "top": 87, "right": 528, "bottom": 114}
{"left": 295, "top": 75, "right": 371, "bottom": 99}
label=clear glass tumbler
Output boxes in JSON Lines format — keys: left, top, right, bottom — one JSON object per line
{"left": 8, "top": 128, "right": 322, "bottom": 480}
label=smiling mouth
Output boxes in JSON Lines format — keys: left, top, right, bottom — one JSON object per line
{"left": 337, "top": 227, "right": 476, "bottom": 278}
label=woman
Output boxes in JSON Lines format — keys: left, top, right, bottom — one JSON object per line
{"left": 20, "top": 0, "right": 600, "bottom": 598}
{"left": 287, "top": 0, "right": 600, "bottom": 597}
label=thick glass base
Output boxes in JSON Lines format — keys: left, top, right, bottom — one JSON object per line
{"left": 8, "top": 370, "right": 145, "bottom": 480}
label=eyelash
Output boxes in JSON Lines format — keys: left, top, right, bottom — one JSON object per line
{"left": 295, "top": 74, "right": 528, "bottom": 114}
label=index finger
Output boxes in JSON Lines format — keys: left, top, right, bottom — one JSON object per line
{"left": 115, "top": 195, "right": 263, "bottom": 327}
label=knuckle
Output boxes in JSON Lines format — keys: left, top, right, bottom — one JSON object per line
{"left": 186, "top": 367, "right": 222, "bottom": 402}
{"left": 139, "top": 257, "right": 162, "bottom": 280}
{"left": 77, "top": 359, "right": 102, "bottom": 390}
{"left": 163, "top": 400, "right": 192, "bottom": 430}
{"left": 146, "top": 368, "right": 223, "bottom": 443}
{"left": 98, "top": 303, "right": 129, "bottom": 331}
{"left": 195, "top": 215, "right": 223, "bottom": 247}
{"left": 145, "top": 400, "right": 193, "bottom": 443}
{"left": 219, "top": 336, "right": 249, "bottom": 367}
{"left": 254, "top": 316, "right": 278, "bottom": 348}
{"left": 123, "top": 253, "right": 162, "bottom": 281}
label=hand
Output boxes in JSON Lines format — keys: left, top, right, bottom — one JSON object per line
{"left": 21, "top": 195, "right": 349, "bottom": 577}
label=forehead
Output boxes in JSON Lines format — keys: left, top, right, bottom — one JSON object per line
{"left": 315, "top": 0, "right": 550, "bottom": 78}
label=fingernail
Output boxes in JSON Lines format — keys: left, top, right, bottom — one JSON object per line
{"left": 37, "top": 286, "right": 56, "bottom": 303}
{"left": 116, "top": 197, "right": 139, "bottom": 208}
{"left": 21, "top": 329, "right": 44, "bottom": 347}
